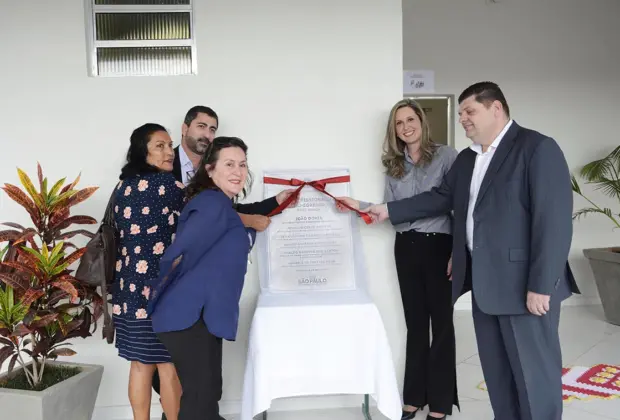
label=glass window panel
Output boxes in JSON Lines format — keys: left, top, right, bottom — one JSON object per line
{"left": 96, "top": 46, "right": 192, "bottom": 76}
{"left": 95, "top": 0, "right": 190, "bottom": 5}
{"left": 96, "top": 12, "right": 190, "bottom": 40}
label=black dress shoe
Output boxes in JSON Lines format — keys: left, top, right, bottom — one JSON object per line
{"left": 401, "top": 409, "right": 419, "bottom": 419}
{"left": 426, "top": 415, "right": 446, "bottom": 420}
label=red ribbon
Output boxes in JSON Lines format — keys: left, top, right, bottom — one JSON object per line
{"left": 264, "top": 175, "right": 372, "bottom": 224}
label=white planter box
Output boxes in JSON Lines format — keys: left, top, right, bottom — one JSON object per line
{"left": 0, "top": 361, "right": 104, "bottom": 420}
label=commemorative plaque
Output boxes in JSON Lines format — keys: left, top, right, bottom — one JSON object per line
{"left": 257, "top": 168, "right": 359, "bottom": 292}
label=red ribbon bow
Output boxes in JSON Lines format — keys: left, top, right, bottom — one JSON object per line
{"left": 264, "top": 175, "right": 372, "bottom": 224}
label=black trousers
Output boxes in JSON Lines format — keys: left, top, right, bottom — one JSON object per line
{"left": 153, "top": 339, "right": 223, "bottom": 420}
{"left": 157, "top": 319, "right": 223, "bottom": 420}
{"left": 394, "top": 231, "right": 458, "bottom": 415}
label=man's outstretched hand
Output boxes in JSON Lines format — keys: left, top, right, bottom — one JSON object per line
{"left": 366, "top": 203, "right": 389, "bottom": 223}
{"left": 238, "top": 213, "right": 271, "bottom": 232}
{"left": 334, "top": 198, "right": 389, "bottom": 224}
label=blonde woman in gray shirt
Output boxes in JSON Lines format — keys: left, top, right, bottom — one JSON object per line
{"left": 338, "top": 99, "right": 459, "bottom": 420}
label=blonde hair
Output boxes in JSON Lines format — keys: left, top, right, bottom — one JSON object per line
{"left": 381, "top": 99, "right": 438, "bottom": 179}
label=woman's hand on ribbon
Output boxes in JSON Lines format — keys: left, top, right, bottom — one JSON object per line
{"left": 276, "top": 189, "right": 299, "bottom": 206}
{"left": 334, "top": 196, "right": 360, "bottom": 212}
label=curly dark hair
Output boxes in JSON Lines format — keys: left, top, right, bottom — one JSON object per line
{"left": 119, "top": 123, "right": 169, "bottom": 180}
{"left": 185, "top": 136, "right": 253, "bottom": 202}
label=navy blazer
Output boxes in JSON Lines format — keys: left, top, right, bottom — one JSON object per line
{"left": 147, "top": 188, "right": 255, "bottom": 340}
{"left": 387, "top": 121, "right": 580, "bottom": 315}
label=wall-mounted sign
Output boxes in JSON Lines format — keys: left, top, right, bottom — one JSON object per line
{"left": 403, "top": 70, "right": 435, "bottom": 94}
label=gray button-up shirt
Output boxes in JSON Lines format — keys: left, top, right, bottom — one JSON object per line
{"left": 362, "top": 145, "right": 458, "bottom": 234}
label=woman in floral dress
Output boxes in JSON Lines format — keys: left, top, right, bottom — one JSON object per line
{"left": 112, "top": 123, "right": 185, "bottom": 420}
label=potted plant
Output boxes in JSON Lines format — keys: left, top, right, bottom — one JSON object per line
{"left": 0, "top": 164, "right": 105, "bottom": 420}
{"left": 571, "top": 145, "right": 620, "bottom": 326}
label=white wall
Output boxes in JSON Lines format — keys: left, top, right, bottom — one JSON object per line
{"left": 0, "top": 0, "right": 403, "bottom": 418}
{"left": 2, "top": 0, "right": 619, "bottom": 418}
{"left": 403, "top": 0, "right": 620, "bottom": 309}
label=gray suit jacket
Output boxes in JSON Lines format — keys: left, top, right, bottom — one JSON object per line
{"left": 387, "top": 121, "right": 580, "bottom": 315}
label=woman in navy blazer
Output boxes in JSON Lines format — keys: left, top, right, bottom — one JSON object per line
{"left": 147, "top": 137, "right": 257, "bottom": 420}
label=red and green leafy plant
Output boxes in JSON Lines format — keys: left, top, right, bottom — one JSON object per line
{"left": 0, "top": 164, "right": 103, "bottom": 389}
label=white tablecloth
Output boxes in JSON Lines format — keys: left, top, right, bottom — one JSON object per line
{"left": 240, "top": 290, "right": 402, "bottom": 420}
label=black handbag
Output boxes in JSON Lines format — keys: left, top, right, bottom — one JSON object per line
{"left": 75, "top": 188, "right": 118, "bottom": 343}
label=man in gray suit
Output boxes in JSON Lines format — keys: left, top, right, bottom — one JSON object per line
{"left": 364, "top": 82, "right": 580, "bottom": 420}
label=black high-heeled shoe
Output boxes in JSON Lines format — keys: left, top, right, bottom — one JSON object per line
{"left": 426, "top": 415, "right": 446, "bottom": 420}
{"left": 401, "top": 408, "right": 420, "bottom": 419}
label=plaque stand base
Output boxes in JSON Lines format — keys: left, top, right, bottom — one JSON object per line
{"left": 260, "top": 393, "right": 372, "bottom": 420}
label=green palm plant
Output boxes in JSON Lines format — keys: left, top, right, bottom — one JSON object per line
{"left": 571, "top": 145, "right": 620, "bottom": 233}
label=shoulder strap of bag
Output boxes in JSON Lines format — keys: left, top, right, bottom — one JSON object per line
{"left": 101, "top": 187, "right": 117, "bottom": 228}
{"left": 101, "top": 186, "right": 118, "bottom": 344}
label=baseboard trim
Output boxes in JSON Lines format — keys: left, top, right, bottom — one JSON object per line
{"left": 93, "top": 395, "right": 373, "bottom": 420}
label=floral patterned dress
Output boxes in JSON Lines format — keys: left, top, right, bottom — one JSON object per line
{"left": 111, "top": 172, "right": 185, "bottom": 364}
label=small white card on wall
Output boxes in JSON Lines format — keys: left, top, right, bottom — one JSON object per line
{"left": 403, "top": 70, "right": 435, "bottom": 94}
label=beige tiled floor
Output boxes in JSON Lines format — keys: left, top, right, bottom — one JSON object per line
{"left": 219, "top": 305, "right": 620, "bottom": 420}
